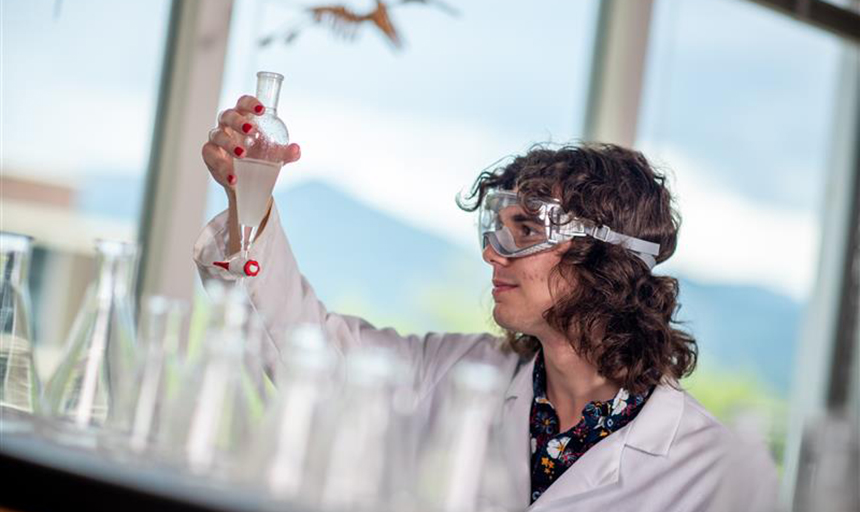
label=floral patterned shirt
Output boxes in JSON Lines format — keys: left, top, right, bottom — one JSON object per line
{"left": 529, "top": 350, "right": 652, "bottom": 503}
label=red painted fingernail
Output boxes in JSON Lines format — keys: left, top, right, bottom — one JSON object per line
{"left": 234, "top": 147, "right": 244, "bottom": 157}
{"left": 254, "top": 105, "right": 264, "bottom": 114}
{"left": 242, "top": 123, "right": 253, "bottom": 133}
{"left": 213, "top": 261, "right": 230, "bottom": 271}
{"left": 227, "top": 174, "right": 236, "bottom": 185}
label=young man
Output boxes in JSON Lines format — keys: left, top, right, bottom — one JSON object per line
{"left": 198, "top": 96, "right": 778, "bottom": 511}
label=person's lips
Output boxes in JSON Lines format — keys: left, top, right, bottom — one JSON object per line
{"left": 492, "top": 279, "right": 518, "bottom": 296}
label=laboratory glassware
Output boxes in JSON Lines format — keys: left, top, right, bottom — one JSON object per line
{"left": 319, "top": 346, "right": 414, "bottom": 511}
{"left": 246, "top": 324, "right": 337, "bottom": 503}
{"left": 416, "top": 361, "right": 515, "bottom": 512}
{"left": 43, "top": 240, "right": 139, "bottom": 431}
{"left": 235, "top": 71, "right": 290, "bottom": 261}
{"left": 0, "top": 232, "right": 39, "bottom": 418}
{"left": 128, "top": 296, "right": 188, "bottom": 454}
{"left": 161, "top": 283, "right": 265, "bottom": 475}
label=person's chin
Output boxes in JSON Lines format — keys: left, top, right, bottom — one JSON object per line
{"left": 492, "top": 307, "right": 517, "bottom": 332}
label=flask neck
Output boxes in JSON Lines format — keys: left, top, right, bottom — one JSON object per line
{"left": 94, "top": 241, "right": 139, "bottom": 299}
{"left": 0, "top": 234, "right": 32, "bottom": 287}
{"left": 1, "top": 252, "right": 28, "bottom": 288}
{"left": 255, "top": 71, "right": 283, "bottom": 113}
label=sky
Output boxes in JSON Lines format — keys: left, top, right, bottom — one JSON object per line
{"left": 1, "top": 0, "right": 171, "bottom": 180}
{"left": 2, "top": 0, "right": 852, "bottom": 301}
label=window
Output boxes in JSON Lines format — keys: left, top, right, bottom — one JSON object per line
{"left": 1, "top": 0, "right": 173, "bottom": 376}
{"left": 208, "top": 0, "right": 600, "bottom": 334}
{"left": 637, "top": 0, "right": 847, "bottom": 465}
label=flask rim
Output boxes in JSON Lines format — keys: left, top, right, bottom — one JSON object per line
{"left": 0, "top": 231, "right": 34, "bottom": 252}
{"left": 94, "top": 239, "right": 138, "bottom": 258}
{"left": 256, "top": 71, "right": 284, "bottom": 82}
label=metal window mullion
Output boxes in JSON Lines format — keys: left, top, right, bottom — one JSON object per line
{"left": 137, "top": 0, "right": 235, "bottom": 305}
{"left": 583, "top": 0, "right": 655, "bottom": 147}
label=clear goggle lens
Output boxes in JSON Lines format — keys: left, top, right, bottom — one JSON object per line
{"left": 478, "top": 191, "right": 556, "bottom": 257}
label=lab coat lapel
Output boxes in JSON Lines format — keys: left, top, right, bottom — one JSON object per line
{"left": 529, "top": 422, "right": 630, "bottom": 507}
{"left": 501, "top": 355, "right": 536, "bottom": 509}
{"left": 529, "top": 380, "right": 687, "bottom": 509}
{"left": 623, "top": 381, "right": 685, "bottom": 456}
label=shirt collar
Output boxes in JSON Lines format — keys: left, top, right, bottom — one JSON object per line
{"left": 530, "top": 349, "right": 647, "bottom": 424}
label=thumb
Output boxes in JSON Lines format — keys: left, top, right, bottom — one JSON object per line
{"left": 277, "top": 143, "right": 301, "bottom": 165}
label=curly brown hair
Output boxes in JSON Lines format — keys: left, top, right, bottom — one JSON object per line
{"left": 460, "top": 143, "right": 697, "bottom": 395}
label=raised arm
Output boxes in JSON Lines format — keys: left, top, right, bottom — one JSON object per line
{"left": 196, "top": 95, "right": 515, "bottom": 389}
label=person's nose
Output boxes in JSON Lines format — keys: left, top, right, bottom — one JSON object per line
{"left": 482, "top": 242, "right": 510, "bottom": 267}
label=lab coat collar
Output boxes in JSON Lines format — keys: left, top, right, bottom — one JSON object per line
{"left": 502, "top": 355, "right": 537, "bottom": 508}
{"left": 502, "top": 355, "right": 687, "bottom": 508}
{"left": 623, "top": 379, "right": 686, "bottom": 456}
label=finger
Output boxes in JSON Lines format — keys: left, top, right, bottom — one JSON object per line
{"left": 202, "top": 142, "right": 236, "bottom": 187}
{"left": 218, "top": 109, "right": 256, "bottom": 136}
{"left": 208, "top": 127, "right": 247, "bottom": 158}
{"left": 276, "top": 143, "right": 302, "bottom": 164}
{"left": 235, "top": 95, "right": 266, "bottom": 116}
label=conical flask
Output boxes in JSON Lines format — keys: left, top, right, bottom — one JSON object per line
{"left": 320, "top": 346, "right": 414, "bottom": 511}
{"left": 416, "top": 361, "right": 514, "bottom": 512}
{"left": 0, "top": 232, "right": 39, "bottom": 418}
{"left": 236, "top": 71, "right": 290, "bottom": 258}
{"left": 43, "top": 240, "right": 139, "bottom": 431}
{"left": 245, "top": 324, "right": 337, "bottom": 503}
{"left": 127, "top": 296, "right": 188, "bottom": 454}
{"left": 161, "top": 283, "right": 266, "bottom": 475}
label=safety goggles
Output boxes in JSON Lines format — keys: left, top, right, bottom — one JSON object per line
{"left": 477, "top": 190, "right": 661, "bottom": 269}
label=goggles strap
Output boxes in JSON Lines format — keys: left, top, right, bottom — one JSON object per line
{"left": 585, "top": 225, "right": 660, "bottom": 269}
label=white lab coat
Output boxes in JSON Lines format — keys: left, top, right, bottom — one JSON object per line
{"left": 193, "top": 205, "right": 780, "bottom": 512}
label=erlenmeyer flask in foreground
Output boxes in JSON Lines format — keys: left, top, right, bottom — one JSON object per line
{"left": 43, "top": 240, "right": 139, "bottom": 430}
{"left": 320, "top": 346, "right": 414, "bottom": 511}
{"left": 246, "top": 324, "right": 336, "bottom": 502}
{"left": 417, "top": 361, "right": 514, "bottom": 512}
{"left": 0, "top": 232, "right": 39, "bottom": 417}
{"left": 162, "top": 284, "right": 265, "bottom": 475}
{"left": 236, "top": 71, "right": 290, "bottom": 260}
{"left": 128, "top": 296, "right": 188, "bottom": 454}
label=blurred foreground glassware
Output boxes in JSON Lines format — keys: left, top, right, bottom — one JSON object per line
{"left": 246, "top": 324, "right": 336, "bottom": 503}
{"left": 417, "top": 361, "right": 516, "bottom": 512}
{"left": 794, "top": 412, "right": 859, "bottom": 512}
{"left": 128, "top": 296, "right": 188, "bottom": 454}
{"left": 236, "top": 71, "right": 290, "bottom": 260}
{"left": 319, "top": 346, "right": 415, "bottom": 511}
{"left": 0, "top": 232, "right": 39, "bottom": 419}
{"left": 43, "top": 240, "right": 139, "bottom": 431}
{"left": 161, "top": 283, "right": 266, "bottom": 475}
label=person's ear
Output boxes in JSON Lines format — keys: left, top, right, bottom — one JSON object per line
{"left": 554, "top": 240, "right": 573, "bottom": 255}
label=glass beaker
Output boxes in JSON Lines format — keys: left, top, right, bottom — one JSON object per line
{"left": 0, "top": 232, "right": 39, "bottom": 418}
{"left": 235, "top": 71, "right": 290, "bottom": 260}
{"left": 43, "top": 240, "right": 139, "bottom": 431}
